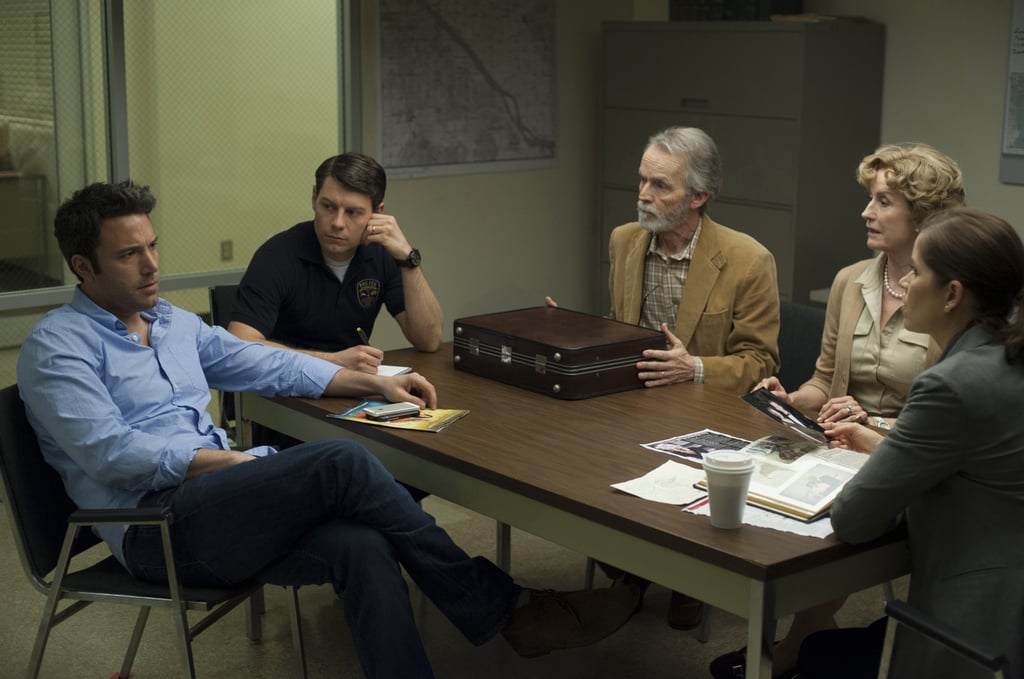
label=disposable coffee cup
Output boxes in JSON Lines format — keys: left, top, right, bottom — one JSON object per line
{"left": 702, "top": 450, "right": 755, "bottom": 529}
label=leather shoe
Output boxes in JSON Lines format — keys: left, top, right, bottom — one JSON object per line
{"left": 667, "top": 591, "right": 704, "bottom": 630}
{"left": 709, "top": 646, "right": 797, "bottom": 679}
{"left": 501, "top": 585, "right": 642, "bottom": 658}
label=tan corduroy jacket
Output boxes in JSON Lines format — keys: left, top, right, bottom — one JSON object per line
{"left": 608, "top": 218, "right": 780, "bottom": 395}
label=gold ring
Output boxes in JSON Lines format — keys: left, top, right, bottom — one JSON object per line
{"left": 372, "top": 226, "right": 377, "bottom": 235}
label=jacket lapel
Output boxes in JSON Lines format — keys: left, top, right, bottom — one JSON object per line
{"left": 674, "top": 218, "right": 724, "bottom": 344}
{"left": 624, "top": 230, "right": 653, "bottom": 324}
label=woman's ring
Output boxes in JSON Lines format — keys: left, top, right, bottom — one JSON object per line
{"left": 847, "top": 405, "right": 853, "bottom": 415}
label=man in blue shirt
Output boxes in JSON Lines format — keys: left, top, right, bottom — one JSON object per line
{"left": 229, "top": 152, "right": 443, "bottom": 373}
{"left": 16, "top": 180, "right": 639, "bottom": 678}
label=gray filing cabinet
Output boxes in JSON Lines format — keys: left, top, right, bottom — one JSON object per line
{"left": 598, "top": 20, "right": 884, "bottom": 310}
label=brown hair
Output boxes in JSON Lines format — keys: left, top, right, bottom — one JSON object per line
{"left": 54, "top": 180, "right": 157, "bottom": 281}
{"left": 314, "top": 152, "right": 387, "bottom": 208}
{"left": 917, "top": 207, "right": 1024, "bottom": 361}
{"left": 857, "top": 143, "right": 965, "bottom": 225}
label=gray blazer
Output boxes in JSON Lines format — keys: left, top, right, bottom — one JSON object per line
{"left": 832, "top": 324, "right": 1024, "bottom": 678}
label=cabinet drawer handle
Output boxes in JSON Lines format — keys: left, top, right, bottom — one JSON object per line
{"left": 679, "top": 97, "right": 710, "bottom": 109}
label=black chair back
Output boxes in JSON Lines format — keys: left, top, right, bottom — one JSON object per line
{"left": 0, "top": 384, "right": 100, "bottom": 588}
{"left": 777, "top": 301, "right": 827, "bottom": 388}
{"left": 208, "top": 284, "right": 238, "bottom": 329}
{"left": 208, "top": 284, "right": 240, "bottom": 428}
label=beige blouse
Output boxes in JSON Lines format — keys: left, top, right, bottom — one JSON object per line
{"left": 803, "top": 256, "right": 939, "bottom": 417}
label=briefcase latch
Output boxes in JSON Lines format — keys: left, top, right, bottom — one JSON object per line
{"left": 534, "top": 354, "right": 546, "bottom": 374}
{"left": 501, "top": 344, "right": 512, "bottom": 364}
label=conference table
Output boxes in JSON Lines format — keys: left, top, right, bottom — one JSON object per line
{"left": 236, "top": 343, "right": 909, "bottom": 679}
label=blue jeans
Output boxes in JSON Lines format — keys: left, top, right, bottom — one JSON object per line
{"left": 123, "top": 439, "right": 518, "bottom": 678}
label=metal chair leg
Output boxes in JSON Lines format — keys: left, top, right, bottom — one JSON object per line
{"left": 117, "top": 606, "right": 151, "bottom": 678}
{"left": 246, "top": 587, "right": 265, "bottom": 641}
{"left": 287, "top": 587, "right": 309, "bottom": 679}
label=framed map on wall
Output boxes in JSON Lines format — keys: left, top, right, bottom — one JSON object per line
{"left": 1001, "top": 0, "right": 1024, "bottom": 182}
{"left": 377, "top": 0, "right": 555, "bottom": 178}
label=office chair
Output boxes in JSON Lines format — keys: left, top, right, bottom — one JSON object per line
{"left": 877, "top": 600, "right": 1010, "bottom": 678}
{"left": 0, "top": 384, "right": 308, "bottom": 679}
{"left": 208, "top": 284, "right": 241, "bottom": 438}
{"left": 777, "top": 301, "right": 827, "bottom": 387}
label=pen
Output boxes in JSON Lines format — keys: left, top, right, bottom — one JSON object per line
{"left": 356, "top": 327, "right": 370, "bottom": 345}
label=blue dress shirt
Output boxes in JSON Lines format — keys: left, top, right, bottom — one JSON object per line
{"left": 16, "top": 289, "right": 340, "bottom": 565}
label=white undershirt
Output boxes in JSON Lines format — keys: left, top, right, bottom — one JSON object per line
{"left": 323, "top": 256, "right": 352, "bottom": 284}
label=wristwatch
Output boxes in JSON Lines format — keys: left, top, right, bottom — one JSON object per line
{"left": 872, "top": 416, "right": 891, "bottom": 431}
{"left": 397, "top": 248, "right": 421, "bottom": 268}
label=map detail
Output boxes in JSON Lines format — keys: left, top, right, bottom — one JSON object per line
{"left": 378, "top": 0, "right": 555, "bottom": 175}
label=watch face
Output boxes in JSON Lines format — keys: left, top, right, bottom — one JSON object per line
{"left": 407, "top": 248, "right": 421, "bottom": 267}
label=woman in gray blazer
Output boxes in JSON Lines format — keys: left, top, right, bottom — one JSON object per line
{"left": 797, "top": 206, "right": 1024, "bottom": 678}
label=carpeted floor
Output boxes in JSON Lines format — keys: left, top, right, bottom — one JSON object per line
{"left": 0, "top": 495, "right": 902, "bottom": 678}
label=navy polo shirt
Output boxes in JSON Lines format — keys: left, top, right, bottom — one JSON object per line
{"left": 233, "top": 221, "right": 405, "bottom": 351}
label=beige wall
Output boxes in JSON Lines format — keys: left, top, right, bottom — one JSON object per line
{"left": 123, "top": 1, "right": 340, "bottom": 313}
{"left": 805, "top": 0, "right": 1023, "bottom": 230}
{"left": 9, "top": 0, "right": 1021, "bottom": 373}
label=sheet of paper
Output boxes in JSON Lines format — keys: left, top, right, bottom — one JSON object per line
{"left": 683, "top": 497, "right": 835, "bottom": 539}
{"left": 377, "top": 364, "right": 412, "bottom": 377}
{"left": 611, "top": 460, "right": 707, "bottom": 505}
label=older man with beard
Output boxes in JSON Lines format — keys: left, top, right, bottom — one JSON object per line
{"left": 568, "top": 127, "right": 782, "bottom": 631}
{"left": 606, "top": 126, "right": 780, "bottom": 395}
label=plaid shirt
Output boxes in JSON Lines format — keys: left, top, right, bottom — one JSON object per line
{"left": 640, "top": 219, "right": 706, "bottom": 382}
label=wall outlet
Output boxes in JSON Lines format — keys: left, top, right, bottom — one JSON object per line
{"left": 220, "top": 239, "right": 233, "bottom": 262}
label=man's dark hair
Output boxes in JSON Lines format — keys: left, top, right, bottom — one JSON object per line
{"left": 314, "top": 153, "right": 387, "bottom": 208}
{"left": 54, "top": 180, "right": 156, "bottom": 281}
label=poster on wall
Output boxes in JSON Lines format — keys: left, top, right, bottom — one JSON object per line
{"left": 377, "top": 0, "right": 555, "bottom": 178}
{"left": 1003, "top": 1, "right": 1024, "bottom": 156}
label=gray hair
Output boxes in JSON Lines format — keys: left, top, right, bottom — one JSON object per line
{"left": 647, "top": 127, "right": 722, "bottom": 210}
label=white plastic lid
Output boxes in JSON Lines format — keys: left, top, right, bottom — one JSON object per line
{"left": 703, "top": 450, "right": 753, "bottom": 469}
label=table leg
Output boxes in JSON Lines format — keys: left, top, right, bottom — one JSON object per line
{"left": 746, "top": 580, "right": 777, "bottom": 679}
{"left": 496, "top": 521, "right": 511, "bottom": 572}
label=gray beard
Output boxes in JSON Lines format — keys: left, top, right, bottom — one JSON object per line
{"left": 637, "top": 201, "right": 689, "bottom": 233}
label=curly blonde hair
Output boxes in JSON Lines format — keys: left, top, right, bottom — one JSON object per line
{"left": 857, "top": 143, "right": 966, "bottom": 225}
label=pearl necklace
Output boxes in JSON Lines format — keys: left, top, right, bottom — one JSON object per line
{"left": 883, "top": 263, "right": 906, "bottom": 299}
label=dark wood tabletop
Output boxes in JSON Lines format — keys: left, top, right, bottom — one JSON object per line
{"left": 260, "top": 343, "right": 904, "bottom": 584}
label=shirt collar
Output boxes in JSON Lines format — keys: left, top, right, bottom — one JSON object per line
{"left": 647, "top": 216, "right": 703, "bottom": 262}
{"left": 70, "top": 287, "right": 169, "bottom": 335}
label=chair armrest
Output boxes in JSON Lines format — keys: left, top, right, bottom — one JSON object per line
{"left": 884, "top": 600, "right": 1009, "bottom": 672}
{"left": 69, "top": 505, "right": 172, "bottom": 527}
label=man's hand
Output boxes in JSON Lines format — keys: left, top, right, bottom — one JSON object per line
{"left": 186, "top": 448, "right": 257, "bottom": 479}
{"left": 636, "top": 323, "right": 696, "bottom": 386}
{"left": 330, "top": 345, "right": 385, "bottom": 373}
{"left": 824, "top": 422, "right": 884, "bottom": 454}
{"left": 378, "top": 372, "right": 438, "bottom": 409}
{"left": 363, "top": 213, "right": 412, "bottom": 260}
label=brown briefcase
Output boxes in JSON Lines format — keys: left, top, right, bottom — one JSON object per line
{"left": 452, "top": 306, "right": 666, "bottom": 399}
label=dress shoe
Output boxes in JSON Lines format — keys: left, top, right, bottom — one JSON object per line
{"left": 666, "top": 591, "right": 705, "bottom": 630}
{"left": 709, "top": 646, "right": 797, "bottom": 679}
{"left": 501, "top": 585, "right": 642, "bottom": 658}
